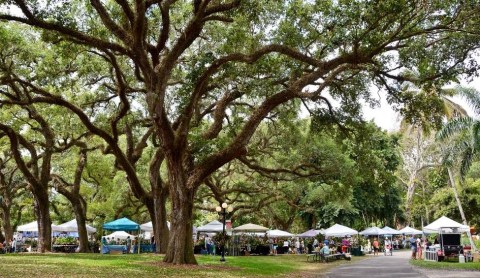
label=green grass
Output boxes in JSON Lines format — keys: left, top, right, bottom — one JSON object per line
{"left": 410, "top": 258, "right": 480, "bottom": 271}
{"left": 0, "top": 253, "right": 361, "bottom": 277}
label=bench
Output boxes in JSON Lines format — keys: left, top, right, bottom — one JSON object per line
{"left": 318, "top": 253, "right": 336, "bottom": 263}
{"left": 307, "top": 253, "right": 319, "bottom": 262}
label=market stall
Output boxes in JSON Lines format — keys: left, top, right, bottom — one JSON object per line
{"left": 102, "top": 217, "right": 140, "bottom": 254}
{"left": 232, "top": 223, "right": 270, "bottom": 255}
{"left": 423, "top": 216, "right": 471, "bottom": 262}
{"left": 16, "top": 221, "right": 62, "bottom": 252}
{"left": 323, "top": 224, "right": 359, "bottom": 255}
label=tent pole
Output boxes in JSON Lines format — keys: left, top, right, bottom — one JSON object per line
{"left": 138, "top": 228, "right": 140, "bottom": 254}
{"left": 440, "top": 229, "right": 444, "bottom": 255}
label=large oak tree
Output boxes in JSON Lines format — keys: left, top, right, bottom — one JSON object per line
{"left": 1, "top": 1, "right": 480, "bottom": 263}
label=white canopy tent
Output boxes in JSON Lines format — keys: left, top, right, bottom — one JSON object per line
{"left": 139, "top": 221, "right": 196, "bottom": 241}
{"left": 399, "top": 226, "right": 423, "bottom": 235}
{"left": 233, "top": 223, "right": 269, "bottom": 233}
{"left": 423, "top": 216, "right": 470, "bottom": 233}
{"left": 56, "top": 219, "right": 97, "bottom": 233}
{"left": 382, "top": 226, "right": 401, "bottom": 235}
{"left": 139, "top": 221, "right": 171, "bottom": 232}
{"left": 17, "top": 221, "right": 61, "bottom": 232}
{"left": 197, "top": 220, "right": 224, "bottom": 233}
{"left": 423, "top": 216, "right": 476, "bottom": 253}
{"left": 323, "top": 224, "right": 358, "bottom": 237}
{"left": 104, "top": 231, "right": 135, "bottom": 240}
{"left": 267, "top": 229, "right": 294, "bottom": 238}
{"left": 359, "top": 227, "right": 387, "bottom": 236}
{"left": 297, "top": 229, "right": 322, "bottom": 238}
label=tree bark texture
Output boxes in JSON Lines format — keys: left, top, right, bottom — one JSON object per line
{"left": 1, "top": 207, "right": 13, "bottom": 243}
{"left": 153, "top": 189, "right": 169, "bottom": 253}
{"left": 163, "top": 178, "right": 196, "bottom": 264}
{"left": 73, "top": 201, "right": 90, "bottom": 253}
{"left": 34, "top": 191, "right": 52, "bottom": 252}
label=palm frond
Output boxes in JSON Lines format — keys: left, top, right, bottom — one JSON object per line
{"left": 441, "top": 147, "right": 455, "bottom": 167}
{"left": 456, "top": 86, "right": 480, "bottom": 116}
{"left": 459, "top": 147, "right": 474, "bottom": 180}
{"left": 473, "top": 121, "right": 480, "bottom": 152}
{"left": 436, "top": 117, "right": 474, "bottom": 141}
{"left": 442, "top": 97, "right": 469, "bottom": 119}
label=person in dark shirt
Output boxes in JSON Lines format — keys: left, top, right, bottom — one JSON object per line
{"left": 151, "top": 235, "right": 156, "bottom": 253}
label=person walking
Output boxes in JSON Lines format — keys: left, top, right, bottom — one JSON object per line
{"left": 126, "top": 236, "right": 132, "bottom": 254}
{"left": 372, "top": 238, "right": 379, "bottom": 256}
{"left": 409, "top": 236, "right": 417, "bottom": 259}
{"left": 384, "top": 237, "right": 392, "bottom": 255}
{"left": 416, "top": 237, "right": 422, "bottom": 259}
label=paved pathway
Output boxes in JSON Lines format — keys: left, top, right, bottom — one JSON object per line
{"left": 324, "top": 250, "right": 480, "bottom": 278}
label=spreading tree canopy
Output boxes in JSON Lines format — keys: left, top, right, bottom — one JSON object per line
{"left": 1, "top": 0, "right": 479, "bottom": 264}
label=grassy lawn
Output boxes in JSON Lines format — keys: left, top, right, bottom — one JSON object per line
{"left": 0, "top": 253, "right": 362, "bottom": 278}
{"left": 410, "top": 258, "right": 480, "bottom": 271}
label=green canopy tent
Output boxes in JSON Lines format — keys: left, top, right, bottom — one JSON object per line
{"left": 102, "top": 217, "right": 140, "bottom": 254}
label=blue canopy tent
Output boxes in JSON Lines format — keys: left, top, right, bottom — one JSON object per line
{"left": 103, "top": 217, "right": 139, "bottom": 231}
{"left": 102, "top": 218, "right": 140, "bottom": 254}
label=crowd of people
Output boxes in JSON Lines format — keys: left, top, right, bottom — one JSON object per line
{"left": 312, "top": 237, "right": 353, "bottom": 260}
{"left": 0, "top": 239, "right": 20, "bottom": 253}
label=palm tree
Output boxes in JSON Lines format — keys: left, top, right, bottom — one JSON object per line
{"left": 437, "top": 86, "right": 480, "bottom": 251}
{"left": 398, "top": 82, "right": 469, "bottom": 224}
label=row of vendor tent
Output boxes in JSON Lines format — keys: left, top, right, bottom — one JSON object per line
{"left": 196, "top": 222, "right": 357, "bottom": 238}
{"left": 196, "top": 221, "right": 295, "bottom": 237}
{"left": 18, "top": 215, "right": 467, "bottom": 239}
{"left": 196, "top": 221, "right": 426, "bottom": 238}
{"left": 17, "top": 220, "right": 97, "bottom": 233}
{"left": 359, "top": 226, "right": 422, "bottom": 236}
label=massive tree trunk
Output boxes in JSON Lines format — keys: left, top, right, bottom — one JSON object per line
{"left": 149, "top": 148, "right": 169, "bottom": 253}
{"left": 153, "top": 190, "right": 169, "bottom": 253}
{"left": 163, "top": 176, "right": 196, "bottom": 264}
{"left": 1, "top": 207, "right": 13, "bottom": 243}
{"left": 73, "top": 200, "right": 90, "bottom": 253}
{"left": 34, "top": 190, "right": 52, "bottom": 252}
